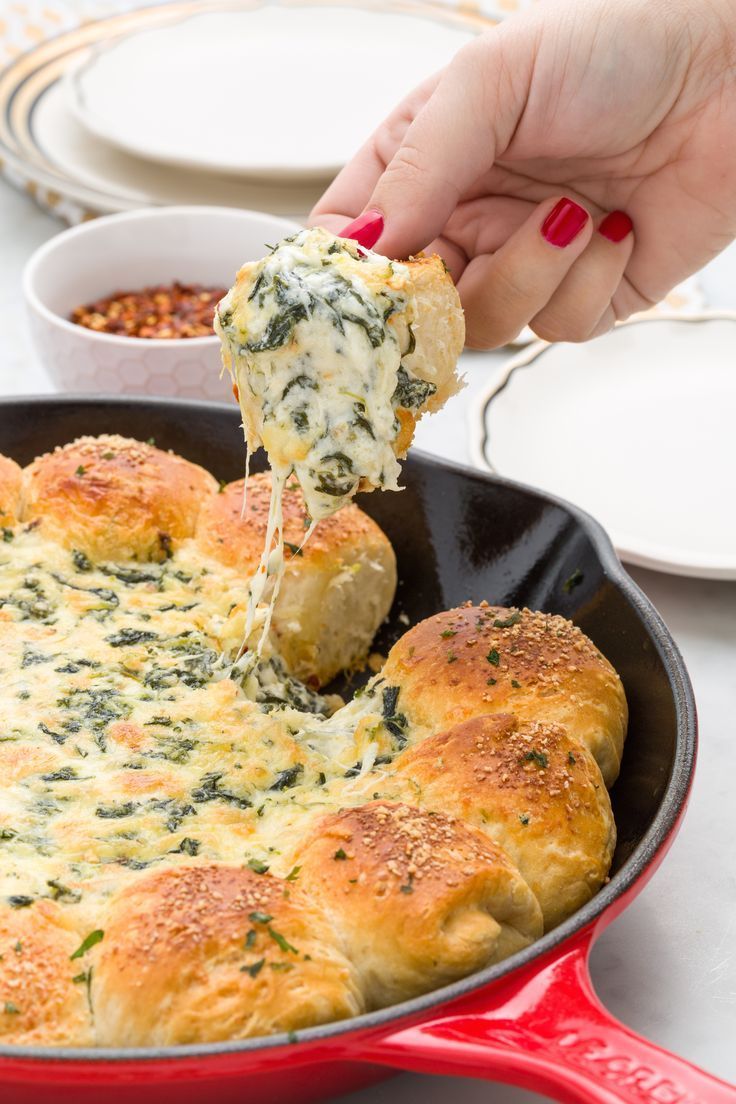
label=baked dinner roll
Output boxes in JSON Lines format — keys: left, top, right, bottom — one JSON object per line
{"left": 380, "top": 604, "right": 627, "bottom": 786}
{"left": 92, "top": 864, "right": 363, "bottom": 1046}
{"left": 0, "top": 455, "right": 21, "bottom": 527}
{"left": 392, "top": 714, "right": 615, "bottom": 929}
{"left": 196, "top": 472, "right": 397, "bottom": 685}
{"left": 297, "top": 802, "right": 542, "bottom": 1008}
{"left": 22, "top": 435, "right": 217, "bottom": 562}
{"left": 0, "top": 902, "right": 93, "bottom": 1046}
{"left": 216, "top": 227, "right": 464, "bottom": 522}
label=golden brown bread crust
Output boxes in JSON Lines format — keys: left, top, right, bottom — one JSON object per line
{"left": 380, "top": 604, "right": 627, "bottom": 786}
{"left": 21, "top": 435, "right": 217, "bottom": 562}
{"left": 0, "top": 455, "right": 22, "bottom": 527}
{"left": 389, "top": 254, "right": 465, "bottom": 456}
{"left": 92, "top": 864, "right": 363, "bottom": 1046}
{"left": 0, "top": 902, "right": 93, "bottom": 1046}
{"left": 0, "top": 430, "right": 627, "bottom": 1048}
{"left": 297, "top": 802, "right": 542, "bottom": 1008}
{"left": 196, "top": 472, "right": 391, "bottom": 574}
{"left": 196, "top": 473, "right": 397, "bottom": 685}
{"left": 391, "top": 714, "right": 615, "bottom": 929}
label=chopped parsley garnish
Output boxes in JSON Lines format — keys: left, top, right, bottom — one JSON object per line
{"left": 486, "top": 648, "right": 500, "bottom": 666}
{"left": 523, "top": 750, "right": 549, "bottom": 769}
{"left": 247, "top": 857, "right": 270, "bottom": 875}
{"left": 285, "top": 865, "right": 301, "bottom": 882}
{"left": 563, "top": 568, "right": 584, "bottom": 594}
{"left": 268, "top": 928, "right": 298, "bottom": 954}
{"left": 493, "top": 612, "right": 521, "bottom": 629}
{"left": 519, "top": 813, "right": 530, "bottom": 826}
{"left": 511, "top": 679, "right": 521, "bottom": 689}
{"left": 241, "top": 958, "right": 265, "bottom": 978}
{"left": 487, "top": 677, "right": 497, "bottom": 686}
{"left": 447, "top": 652, "right": 457, "bottom": 663}
{"left": 440, "top": 629, "right": 456, "bottom": 639}
{"left": 74, "top": 465, "right": 86, "bottom": 477}
{"left": 70, "top": 929, "right": 104, "bottom": 960}
{"left": 333, "top": 848, "right": 348, "bottom": 861}
{"left": 568, "top": 752, "right": 577, "bottom": 765}
{"left": 248, "top": 911, "right": 273, "bottom": 925}
{"left": 3, "top": 1002, "right": 20, "bottom": 1015}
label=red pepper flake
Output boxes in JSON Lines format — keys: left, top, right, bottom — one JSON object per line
{"left": 70, "top": 282, "right": 227, "bottom": 339}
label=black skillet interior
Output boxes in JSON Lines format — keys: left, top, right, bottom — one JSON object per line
{"left": 0, "top": 395, "right": 681, "bottom": 878}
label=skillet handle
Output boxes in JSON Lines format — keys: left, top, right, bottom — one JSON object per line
{"left": 360, "top": 928, "right": 736, "bottom": 1103}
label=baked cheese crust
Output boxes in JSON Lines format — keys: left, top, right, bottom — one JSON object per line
{"left": 0, "top": 435, "right": 626, "bottom": 1047}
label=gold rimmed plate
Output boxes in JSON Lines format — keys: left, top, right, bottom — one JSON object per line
{"left": 0, "top": 0, "right": 501, "bottom": 223}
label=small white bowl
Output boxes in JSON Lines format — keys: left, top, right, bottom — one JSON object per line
{"left": 23, "top": 206, "right": 301, "bottom": 400}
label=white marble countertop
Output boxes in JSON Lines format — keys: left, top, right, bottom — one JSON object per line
{"left": 1, "top": 175, "right": 735, "bottom": 1101}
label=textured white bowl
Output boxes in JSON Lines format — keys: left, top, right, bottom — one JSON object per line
{"left": 23, "top": 206, "right": 301, "bottom": 400}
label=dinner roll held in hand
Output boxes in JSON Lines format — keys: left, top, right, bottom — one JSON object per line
{"left": 196, "top": 472, "right": 397, "bottom": 685}
{"left": 0, "top": 455, "right": 21, "bottom": 527}
{"left": 22, "top": 435, "right": 217, "bottom": 562}
{"left": 381, "top": 604, "right": 627, "bottom": 786}
{"left": 393, "top": 714, "right": 615, "bottom": 929}
{"left": 0, "top": 902, "right": 93, "bottom": 1046}
{"left": 92, "top": 864, "right": 363, "bottom": 1046}
{"left": 297, "top": 802, "right": 542, "bottom": 1008}
{"left": 217, "top": 228, "right": 465, "bottom": 523}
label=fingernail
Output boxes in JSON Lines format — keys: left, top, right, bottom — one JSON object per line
{"left": 340, "top": 209, "right": 384, "bottom": 249}
{"left": 599, "top": 210, "right": 634, "bottom": 243}
{"left": 541, "top": 198, "right": 589, "bottom": 248}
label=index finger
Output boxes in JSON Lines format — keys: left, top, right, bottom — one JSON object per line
{"left": 309, "top": 71, "right": 442, "bottom": 231}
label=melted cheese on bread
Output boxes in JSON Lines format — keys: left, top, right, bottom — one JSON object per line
{"left": 215, "top": 226, "right": 464, "bottom": 660}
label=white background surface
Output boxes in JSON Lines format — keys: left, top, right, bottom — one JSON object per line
{"left": 1, "top": 176, "right": 735, "bottom": 1100}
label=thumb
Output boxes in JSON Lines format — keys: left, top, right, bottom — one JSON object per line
{"left": 364, "top": 30, "right": 533, "bottom": 258}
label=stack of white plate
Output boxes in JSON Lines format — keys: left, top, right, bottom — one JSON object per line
{"left": 0, "top": 0, "right": 498, "bottom": 224}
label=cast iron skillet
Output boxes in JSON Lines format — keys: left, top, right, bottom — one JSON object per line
{"left": 0, "top": 397, "right": 730, "bottom": 1104}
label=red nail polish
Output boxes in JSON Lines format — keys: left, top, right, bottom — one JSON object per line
{"left": 599, "top": 210, "right": 633, "bottom": 243}
{"left": 541, "top": 199, "right": 589, "bottom": 248}
{"left": 340, "top": 209, "right": 384, "bottom": 249}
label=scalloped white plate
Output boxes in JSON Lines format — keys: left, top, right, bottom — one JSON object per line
{"left": 471, "top": 314, "right": 736, "bottom": 580}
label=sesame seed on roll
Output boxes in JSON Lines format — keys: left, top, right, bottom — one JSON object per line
{"left": 92, "top": 864, "right": 363, "bottom": 1046}
{"left": 0, "top": 902, "right": 93, "bottom": 1046}
{"left": 297, "top": 802, "right": 542, "bottom": 1009}
{"left": 390, "top": 714, "right": 616, "bottom": 929}
{"left": 21, "top": 435, "right": 217, "bottom": 563}
{"left": 379, "top": 604, "right": 627, "bottom": 786}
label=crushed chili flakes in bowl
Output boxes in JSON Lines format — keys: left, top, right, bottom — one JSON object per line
{"left": 70, "top": 282, "right": 227, "bottom": 339}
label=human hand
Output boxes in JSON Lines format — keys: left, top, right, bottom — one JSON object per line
{"left": 311, "top": 0, "right": 736, "bottom": 348}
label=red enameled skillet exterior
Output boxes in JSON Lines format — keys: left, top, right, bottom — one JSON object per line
{"left": 0, "top": 396, "right": 731, "bottom": 1104}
